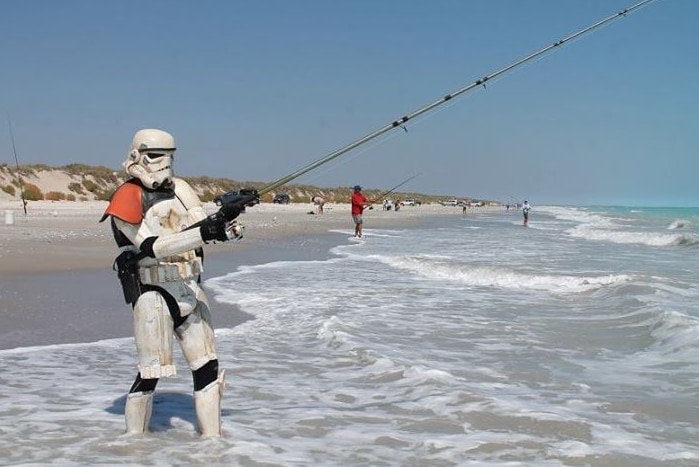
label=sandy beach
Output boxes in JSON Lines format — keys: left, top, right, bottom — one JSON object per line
{"left": 0, "top": 199, "right": 464, "bottom": 349}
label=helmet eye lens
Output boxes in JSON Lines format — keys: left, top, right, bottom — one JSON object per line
{"left": 146, "top": 152, "right": 168, "bottom": 159}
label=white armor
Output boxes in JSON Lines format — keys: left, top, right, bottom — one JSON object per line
{"left": 195, "top": 370, "right": 226, "bottom": 437}
{"left": 107, "top": 129, "right": 231, "bottom": 437}
{"left": 125, "top": 391, "right": 154, "bottom": 434}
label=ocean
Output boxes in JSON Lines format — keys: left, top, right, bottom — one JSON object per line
{"left": 1, "top": 206, "right": 698, "bottom": 466}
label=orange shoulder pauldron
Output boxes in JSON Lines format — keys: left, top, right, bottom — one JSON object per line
{"left": 100, "top": 182, "right": 143, "bottom": 224}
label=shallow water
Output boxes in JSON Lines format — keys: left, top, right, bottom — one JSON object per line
{"left": 1, "top": 206, "right": 698, "bottom": 466}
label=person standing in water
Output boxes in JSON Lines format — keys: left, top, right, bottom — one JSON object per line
{"left": 101, "top": 128, "right": 242, "bottom": 438}
{"left": 351, "top": 185, "right": 370, "bottom": 237}
{"left": 522, "top": 200, "right": 531, "bottom": 226}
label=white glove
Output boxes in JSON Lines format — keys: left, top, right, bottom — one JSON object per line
{"left": 225, "top": 221, "right": 244, "bottom": 241}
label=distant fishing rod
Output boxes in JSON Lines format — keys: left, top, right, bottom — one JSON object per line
{"left": 367, "top": 172, "right": 422, "bottom": 205}
{"left": 7, "top": 119, "right": 27, "bottom": 215}
{"left": 254, "top": 0, "right": 657, "bottom": 197}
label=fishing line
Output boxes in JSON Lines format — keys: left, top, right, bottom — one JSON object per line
{"left": 367, "top": 172, "right": 423, "bottom": 205}
{"left": 290, "top": 129, "right": 407, "bottom": 187}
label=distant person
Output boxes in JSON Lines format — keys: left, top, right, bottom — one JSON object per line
{"left": 522, "top": 200, "right": 531, "bottom": 226}
{"left": 394, "top": 199, "right": 401, "bottom": 212}
{"left": 312, "top": 196, "right": 325, "bottom": 215}
{"left": 351, "top": 185, "right": 370, "bottom": 237}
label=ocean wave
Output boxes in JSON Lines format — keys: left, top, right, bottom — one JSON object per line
{"left": 539, "top": 206, "right": 623, "bottom": 229}
{"left": 369, "top": 254, "right": 631, "bottom": 293}
{"left": 539, "top": 207, "right": 699, "bottom": 247}
{"left": 647, "top": 310, "right": 699, "bottom": 355}
{"left": 0, "top": 337, "right": 130, "bottom": 356}
{"left": 566, "top": 225, "right": 699, "bottom": 247}
{"left": 667, "top": 219, "right": 691, "bottom": 230}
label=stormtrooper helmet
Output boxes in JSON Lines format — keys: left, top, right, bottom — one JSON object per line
{"left": 123, "top": 129, "right": 176, "bottom": 189}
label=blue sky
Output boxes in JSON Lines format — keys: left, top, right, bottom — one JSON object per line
{"left": 1, "top": 0, "right": 696, "bottom": 206}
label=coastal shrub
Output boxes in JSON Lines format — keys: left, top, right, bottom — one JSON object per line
{"left": 45, "top": 191, "right": 67, "bottom": 201}
{"left": 26, "top": 164, "right": 52, "bottom": 172}
{"left": 2, "top": 185, "right": 15, "bottom": 195}
{"left": 95, "top": 190, "right": 112, "bottom": 201}
{"left": 66, "top": 193, "right": 76, "bottom": 201}
{"left": 184, "top": 176, "right": 240, "bottom": 194}
{"left": 83, "top": 179, "right": 99, "bottom": 193}
{"left": 200, "top": 190, "right": 215, "bottom": 202}
{"left": 19, "top": 167, "right": 36, "bottom": 177}
{"left": 79, "top": 196, "right": 89, "bottom": 202}
{"left": 68, "top": 182, "right": 85, "bottom": 194}
{"left": 64, "top": 164, "right": 121, "bottom": 182}
{"left": 23, "top": 183, "right": 43, "bottom": 201}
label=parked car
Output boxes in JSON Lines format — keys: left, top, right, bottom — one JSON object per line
{"left": 441, "top": 199, "right": 458, "bottom": 207}
{"left": 401, "top": 199, "right": 416, "bottom": 207}
{"left": 273, "top": 193, "right": 290, "bottom": 204}
{"left": 214, "top": 188, "right": 260, "bottom": 210}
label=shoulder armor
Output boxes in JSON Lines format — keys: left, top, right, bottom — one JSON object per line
{"left": 100, "top": 181, "right": 144, "bottom": 224}
{"left": 173, "top": 177, "right": 202, "bottom": 210}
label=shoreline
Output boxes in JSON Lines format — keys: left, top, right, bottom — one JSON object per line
{"left": 0, "top": 230, "right": 344, "bottom": 350}
{"left": 0, "top": 200, "right": 461, "bottom": 276}
{"left": 0, "top": 200, "right": 484, "bottom": 350}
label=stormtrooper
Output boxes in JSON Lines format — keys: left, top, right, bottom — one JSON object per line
{"left": 101, "top": 128, "right": 243, "bottom": 437}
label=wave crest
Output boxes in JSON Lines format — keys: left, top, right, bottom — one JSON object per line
{"left": 377, "top": 255, "right": 630, "bottom": 293}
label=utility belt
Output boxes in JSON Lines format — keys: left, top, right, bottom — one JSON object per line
{"left": 138, "top": 261, "right": 202, "bottom": 285}
{"left": 114, "top": 249, "right": 201, "bottom": 304}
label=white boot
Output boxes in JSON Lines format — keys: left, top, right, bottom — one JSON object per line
{"left": 125, "top": 391, "right": 154, "bottom": 434}
{"left": 194, "top": 370, "right": 226, "bottom": 438}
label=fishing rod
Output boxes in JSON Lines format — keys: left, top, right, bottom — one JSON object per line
{"left": 367, "top": 172, "right": 422, "bottom": 206}
{"left": 252, "top": 0, "right": 656, "bottom": 198}
{"left": 7, "top": 119, "right": 28, "bottom": 215}
{"left": 194, "top": 0, "right": 657, "bottom": 228}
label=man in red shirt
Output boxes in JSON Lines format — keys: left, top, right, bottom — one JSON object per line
{"left": 351, "top": 185, "right": 370, "bottom": 238}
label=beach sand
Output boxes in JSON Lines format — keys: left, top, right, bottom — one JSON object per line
{"left": 0, "top": 200, "right": 465, "bottom": 350}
